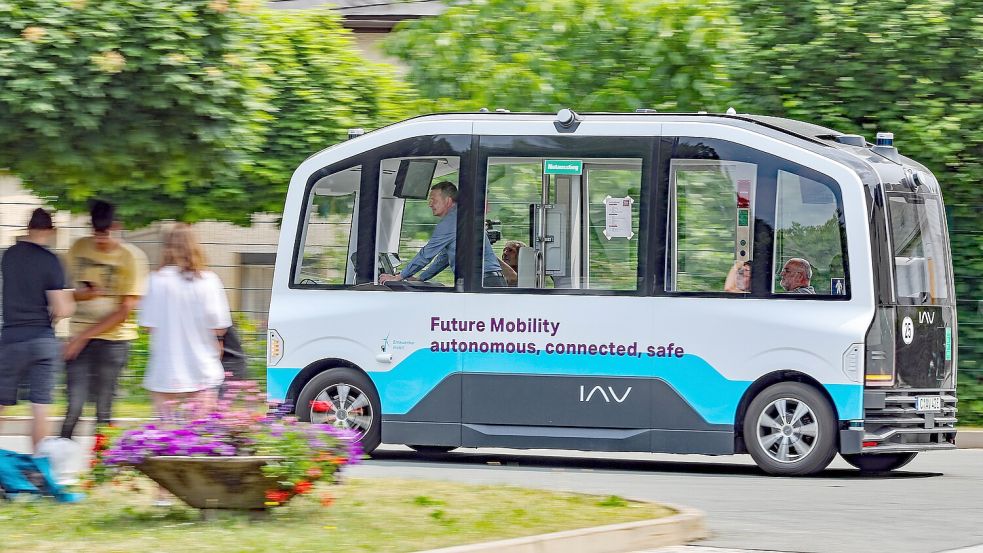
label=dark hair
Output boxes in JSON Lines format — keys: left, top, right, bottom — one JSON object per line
{"left": 431, "top": 181, "right": 458, "bottom": 202}
{"left": 27, "top": 208, "right": 54, "bottom": 230}
{"left": 89, "top": 200, "right": 115, "bottom": 232}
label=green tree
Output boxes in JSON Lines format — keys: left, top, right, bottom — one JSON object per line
{"left": 383, "top": 0, "right": 744, "bottom": 112}
{"left": 0, "top": 0, "right": 264, "bottom": 226}
{"left": 238, "top": 9, "right": 420, "bottom": 218}
{"left": 732, "top": 0, "right": 983, "bottom": 423}
{"left": 0, "top": 3, "right": 419, "bottom": 226}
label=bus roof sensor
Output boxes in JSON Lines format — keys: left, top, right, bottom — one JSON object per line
{"left": 555, "top": 108, "right": 581, "bottom": 132}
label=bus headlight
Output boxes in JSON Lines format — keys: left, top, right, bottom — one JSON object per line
{"left": 268, "top": 329, "right": 284, "bottom": 366}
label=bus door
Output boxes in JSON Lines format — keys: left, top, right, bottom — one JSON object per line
{"left": 458, "top": 132, "right": 655, "bottom": 450}
{"left": 368, "top": 136, "right": 479, "bottom": 447}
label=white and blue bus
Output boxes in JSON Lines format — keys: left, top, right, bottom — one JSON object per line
{"left": 266, "top": 110, "right": 956, "bottom": 475}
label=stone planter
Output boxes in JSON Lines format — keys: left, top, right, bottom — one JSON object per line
{"left": 136, "top": 456, "right": 283, "bottom": 510}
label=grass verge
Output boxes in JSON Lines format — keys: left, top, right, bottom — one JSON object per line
{"left": 0, "top": 477, "right": 673, "bottom": 553}
{"left": 2, "top": 399, "right": 154, "bottom": 419}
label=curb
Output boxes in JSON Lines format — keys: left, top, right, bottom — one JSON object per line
{"left": 958, "top": 430, "right": 983, "bottom": 449}
{"left": 413, "top": 504, "right": 706, "bottom": 553}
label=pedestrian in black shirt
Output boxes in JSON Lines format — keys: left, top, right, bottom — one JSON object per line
{"left": 0, "top": 209, "right": 75, "bottom": 452}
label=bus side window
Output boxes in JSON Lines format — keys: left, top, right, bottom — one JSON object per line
{"left": 482, "top": 157, "right": 642, "bottom": 292}
{"left": 669, "top": 159, "right": 757, "bottom": 293}
{"left": 772, "top": 170, "right": 847, "bottom": 296}
{"left": 378, "top": 156, "right": 461, "bottom": 287}
{"left": 294, "top": 165, "right": 361, "bottom": 286}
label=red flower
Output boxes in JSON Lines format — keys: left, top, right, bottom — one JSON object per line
{"left": 310, "top": 400, "right": 332, "bottom": 413}
{"left": 94, "top": 433, "right": 108, "bottom": 451}
{"left": 265, "top": 489, "right": 291, "bottom": 503}
{"left": 306, "top": 467, "right": 323, "bottom": 479}
{"left": 293, "top": 480, "right": 312, "bottom": 495}
{"left": 320, "top": 493, "right": 334, "bottom": 507}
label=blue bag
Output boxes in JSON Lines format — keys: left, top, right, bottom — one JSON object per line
{"left": 0, "top": 448, "right": 83, "bottom": 502}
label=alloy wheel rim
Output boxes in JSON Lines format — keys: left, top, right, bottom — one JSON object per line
{"left": 310, "top": 383, "right": 373, "bottom": 439}
{"left": 756, "top": 397, "right": 819, "bottom": 464}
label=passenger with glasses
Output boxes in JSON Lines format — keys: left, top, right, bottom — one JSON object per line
{"left": 778, "top": 258, "right": 816, "bottom": 294}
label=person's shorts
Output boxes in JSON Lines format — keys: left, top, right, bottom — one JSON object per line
{"left": 0, "top": 336, "right": 62, "bottom": 405}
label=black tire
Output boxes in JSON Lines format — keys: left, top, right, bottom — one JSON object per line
{"left": 408, "top": 445, "right": 456, "bottom": 455}
{"left": 841, "top": 452, "right": 917, "bottom": 473}
{"left": 296, "top": 367, "right": 382, "bottom": 454}
{"left": 743, "top": 382, "right": 837, "bottom": 476}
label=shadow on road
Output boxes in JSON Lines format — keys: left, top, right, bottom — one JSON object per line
{"left": 367, "top": 449, "right": 943, "bottom": 480}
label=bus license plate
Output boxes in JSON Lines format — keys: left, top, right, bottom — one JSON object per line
{"left": 916, "top": 396, "right": 942, "bottom": 412}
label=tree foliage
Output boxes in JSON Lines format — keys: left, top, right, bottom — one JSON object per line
{"left": 0, "top": 0, "right": 262, "bottom": 225}
{"left": 388, "top": 0, "right": 983, "bottom": 421}
{"left": 731, "top": 0, "right": 983, "bottom": 423}
{"left": 383, "top": 0, "right": 743, "bottom": 112}
{"left": 238, "top": 10, "right": 419, "bottom": 218}
{"left": 0, "top": 2, "right": 418, "bottom": 226}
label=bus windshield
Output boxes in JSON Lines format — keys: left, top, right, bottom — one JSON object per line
{"left": 887, "top": 193, "right": 951, "bottom": 305}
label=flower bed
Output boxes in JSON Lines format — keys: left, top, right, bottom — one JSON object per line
{"left": 93, "top": 380, "right": 359, "bottom": 508}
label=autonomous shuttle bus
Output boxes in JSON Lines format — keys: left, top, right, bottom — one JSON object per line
{"left": 266, "top": 110, "right": 956, "bottom": 475}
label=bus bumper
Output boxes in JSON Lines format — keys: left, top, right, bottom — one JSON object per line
{"left": 856, "top": 389, "right": 958, "bottom": 453}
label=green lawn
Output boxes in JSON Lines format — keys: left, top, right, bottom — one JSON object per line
{"left": 0, "top": 477, "right": 673, "bottom": 553}
{"left": 2, "top": 398, "right": 154, "bottom": 419}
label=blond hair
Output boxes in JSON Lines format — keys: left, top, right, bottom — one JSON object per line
{"left": 161, "top": 223, "right": 207, "bottom": 276}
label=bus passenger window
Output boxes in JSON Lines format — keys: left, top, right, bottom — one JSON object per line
{"left": 377, "top": 156, "right": 461, "bottom": 288}
{"left": 294, "top": 165, "right": 360, "bottom": 286}
{"left": 773, "top": 171, "right": 847, "bottom": 296}
{"left": 669, "top": 160, "right": 757, "bottom": 293}
{"left": 484, "top": 160, "right": 544, "bottom": 287}
{"left": 483, "top": 157, "right": 642, "bottom": 292}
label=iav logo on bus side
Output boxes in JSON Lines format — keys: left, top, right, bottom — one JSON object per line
{"left": 579, "top": 385, "right": 632, "bottom": 403}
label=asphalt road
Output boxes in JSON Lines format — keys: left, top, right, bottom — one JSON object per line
{"left": 350, "top": 446, "right": 983, "bottom": 553}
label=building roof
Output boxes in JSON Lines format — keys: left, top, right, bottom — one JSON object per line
{"left": 267, "top": 0, "right": 446, "bottom": 29}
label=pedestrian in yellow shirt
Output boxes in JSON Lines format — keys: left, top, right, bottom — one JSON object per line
{"left": 60, "top": 200, "right": 148, "bottom": 440}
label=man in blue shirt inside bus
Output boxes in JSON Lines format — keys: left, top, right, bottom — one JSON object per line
{"left": 379, "top": 181, "right": 507, "bottom": 287}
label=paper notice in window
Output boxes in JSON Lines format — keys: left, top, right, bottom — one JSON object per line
{"left": 603, "top": 196, "right": 634, "bottom": 239}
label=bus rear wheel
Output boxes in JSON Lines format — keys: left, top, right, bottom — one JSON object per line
{"left": 743, "top": 382, "right": 837, "bottom": 476}
{"left": 841, "top": 452, "right": 917, "bottom": 472}
{"left": 296, "top": 367, "right": 382, "bottom": 455}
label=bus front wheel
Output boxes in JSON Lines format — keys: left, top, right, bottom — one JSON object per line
{"left": 296, "top": 367, "right": 382, "bottom": 455}
{"left": 841, "top": 452, "right": 917, "bottom": 472}
{"left": 743, "top": 382, "right": 837, "bottom": 476}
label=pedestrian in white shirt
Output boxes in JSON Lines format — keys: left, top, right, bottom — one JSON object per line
{"left": 138, "top": 224, "right": 232, "bottom": 419}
